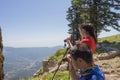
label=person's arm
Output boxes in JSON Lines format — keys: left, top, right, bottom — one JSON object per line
{"left": 69, "top": 61, "right": 80, "bottom": 80}
{"left": 67, "top": 40, "right": 74, "bottom": 49}
{"left": 65, "top": 37, "right": 74, "bottom": 49}
{"left": 70, "top": 68, "right": 80, "bottom": 80}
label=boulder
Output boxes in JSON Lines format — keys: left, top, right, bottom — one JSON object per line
{"left": 97, "top": 50, "right": 120, "bottom": 60}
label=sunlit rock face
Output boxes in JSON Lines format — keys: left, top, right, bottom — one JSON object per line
{"left": 0, "top": 27, "right": 4, "bottom": 80}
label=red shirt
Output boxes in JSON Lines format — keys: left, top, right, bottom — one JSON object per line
{"left": 80, "top": 36, "right": 96, "bottom": 54}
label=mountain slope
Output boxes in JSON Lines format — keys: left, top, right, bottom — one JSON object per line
{"left": 98, "top": 34, "right": 120, "bottom": 43}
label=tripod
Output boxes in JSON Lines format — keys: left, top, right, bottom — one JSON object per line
{"left": 51, "top": 46, "right": 70, "bottom": 80}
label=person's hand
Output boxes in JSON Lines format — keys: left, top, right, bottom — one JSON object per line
{"left": 66, "top": 54, "right": 76, "bottom": 71}
{"left": 66, "top": 54, "right": 71, "bottom": 62}
{"left": 75, "top": 40, "right": 80, "bottom": 45}
{"left": 64, "top": 36, "right": 71, "bottom": 42}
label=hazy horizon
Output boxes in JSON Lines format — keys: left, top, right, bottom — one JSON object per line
{"left": 0, "top": 0, "right": 119, "bottom": 48}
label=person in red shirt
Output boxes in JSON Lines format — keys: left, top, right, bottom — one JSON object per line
{"left": 65, "top": 23, "right": 97, "bottom": 64}
{"left": 66, "top": 23, "right": 97, "bottom": 54}
{"left": 78, "top": 23, "right": 97, "bottom": 54}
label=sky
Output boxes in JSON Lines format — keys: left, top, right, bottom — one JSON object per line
{"left": 0, "top": 0, "right": 119, "bottom": 47}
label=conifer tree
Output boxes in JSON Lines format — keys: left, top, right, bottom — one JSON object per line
{"left": 66, "top": 0, "right": 84, "bottom": 44}
{"left": 66, "top": 0, "right": 120, "bottom": 39}
{"left": 88, "top": 0, "right": 120, "bottom": 35}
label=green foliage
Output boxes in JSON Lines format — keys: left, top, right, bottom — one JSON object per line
{"left": 98, "top": 34, "right": 120, "bottom": 49}
{"left": 95, "top": 34, "right": 120, "bottom": 54}
{"left": 95, "top": 48, "right": 107, "bottom": 54}
{"left": 116, "top": 63, "right": 120, "bottom": 68}
{"left": 67, "top": 0, "right": 120, "bottom": 38}
{"left": 42, "top": 71, "right": 69, "bottom": 80}
{"left": 39, "top": 67, "right": 43, "bottom": 75}
{"left": 98, "top": 34, "right": 120, "bottom": 43}
{"left": 30, "top": 71, "right": 69, "bottom": 80}
{"left": 26, "top": 77, "right": 40, "bottom": 80}
{"left": 102, "top": 63, "right": 110, "bottom": 69}
{"left": 19, "top": 77, "right": 25, "bottom": 80}
{"left": 49, "top": 48, "right": 66, "bottom": 62}
{"left": 30, "top": 48, "right": 70, "bottom": 80}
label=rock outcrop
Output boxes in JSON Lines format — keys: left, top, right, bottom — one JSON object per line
{"left": 0, "top": 27, "right": 4, "bottom": 80}
{"left": 97, "top": 50, "right": 120, "bottom": 60}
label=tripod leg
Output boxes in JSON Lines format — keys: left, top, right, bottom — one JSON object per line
{"left": 51, "top": 48, "right": 69, "bottom": 80}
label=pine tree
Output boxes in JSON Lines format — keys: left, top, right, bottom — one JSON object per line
{"left": 66, "top": 0, "right": 85, "bottom": 44}
{"left": 66, "top": 0, "right": 120, "bottom": 39}
{"left": 88, "top": 0, "right": 120, "bottom": 35}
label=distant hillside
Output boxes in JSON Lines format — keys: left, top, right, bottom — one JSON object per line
{"left": 3, "top": 46, "right": 63, "bottom": 80}
{"left": 98, "top": 34, "right": 120, "bottom": 43}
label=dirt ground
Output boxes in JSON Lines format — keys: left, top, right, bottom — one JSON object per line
{"left": 95, "top": 56, "right": 120, "bottom": 80}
